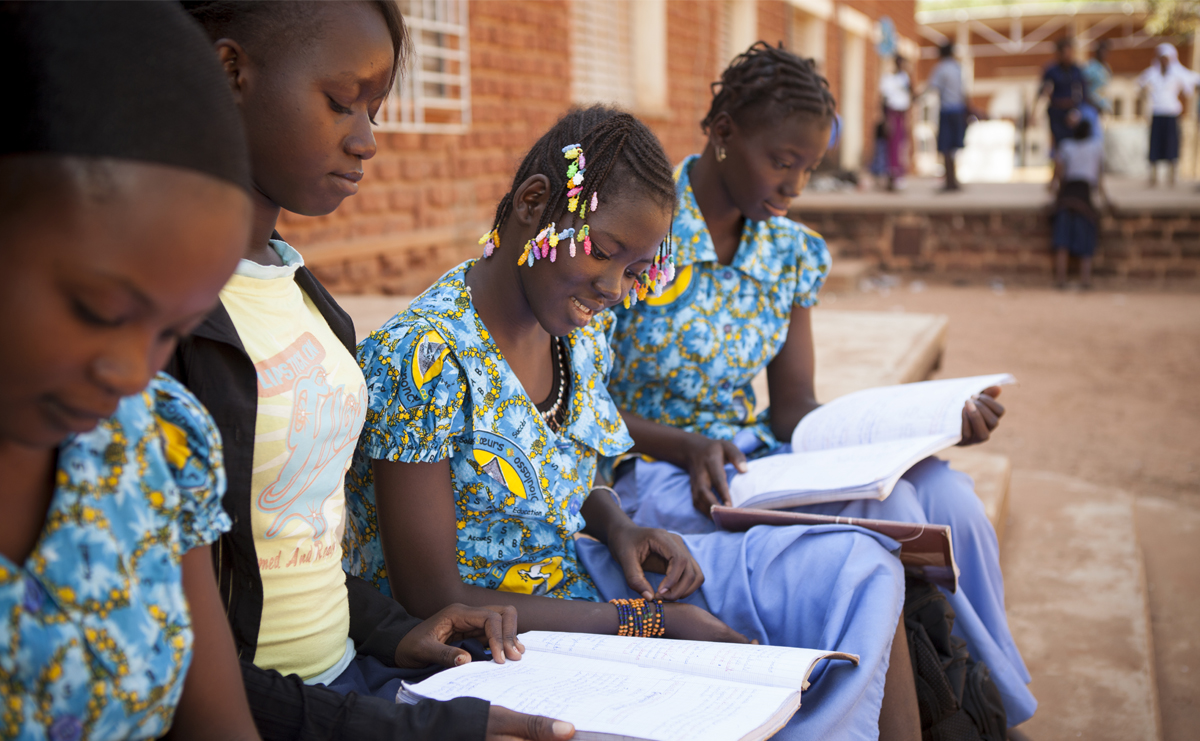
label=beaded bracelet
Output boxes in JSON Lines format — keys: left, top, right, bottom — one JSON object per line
{"left": 609, "top": 597, "right": 665, "bottom": 637}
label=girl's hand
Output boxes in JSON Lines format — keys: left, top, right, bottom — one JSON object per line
{"left": 605, "top": 522, "right": 704, "bottom": 601}
{"left": 957, "top": 386, "right": 1005, "bottom": 446}
{"left": 487, "top": 706, "right": 575, "bottom": 740}
{"left": 663, "top": 602, "right": 752, "bottom": 643}
{"left": 680, "top": 432, "right": 748, "bottom": 516}
{"left": 395, "top": 603, "right": 524, "bottom": 668}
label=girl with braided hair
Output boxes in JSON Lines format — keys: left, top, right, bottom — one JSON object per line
{"left": 345, "top": 105, "right": 922, "bottom": 739}
{"left": 607, "top": 42, "right": 1037, "bottom": 728}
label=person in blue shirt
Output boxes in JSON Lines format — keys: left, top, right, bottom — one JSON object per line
{"left": 0, "top": 3, "right": 261, "bottom": 738}
{"left": 1038, "top": 39, "right": 1088, "bottom": 153}
{"left": 606, "top": 43, "right": 1037, "bottom": 729}
{"left": 344, "top": 106, "right": 923, "bottom": 741}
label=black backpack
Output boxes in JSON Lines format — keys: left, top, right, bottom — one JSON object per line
{"left": 904, "top": 573, "right": 1008, "bottom": 741}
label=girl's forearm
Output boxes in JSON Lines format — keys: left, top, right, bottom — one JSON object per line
{"left": 768, "top": 398, "right": 820, "bottom": 443}
{"left": 620, "top": 409, "right": 694, "bottom": 467}
{"left": 397, "top": 576, "right": 620, "bottom": 634}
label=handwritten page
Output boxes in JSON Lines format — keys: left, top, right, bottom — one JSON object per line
{"left": 791, "top": 373, "right": 1015, "bottom": 452}
{"left": 404, "top": 650, "right": 799, "bottom": 741}
{"left": 728, "top": 435, "right": 950, "bottom": 507}
{"left": 519, "top": 631, "right": 858, "bottom": 691}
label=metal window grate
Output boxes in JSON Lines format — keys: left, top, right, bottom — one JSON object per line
{"left": 570, "top": 0, "right": 635, "bottom": 109}
{"left": 375, "top": 0, "right": 470, "bottom": 134}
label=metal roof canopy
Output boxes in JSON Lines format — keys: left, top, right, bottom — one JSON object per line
{"left": 915, "top": 1, "right": 1172, "bottom": 58}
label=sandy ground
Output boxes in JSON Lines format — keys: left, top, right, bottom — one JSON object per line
{"left": 822, "top": 281, "right": 1200, "bottom": 738}
{"left": 821, "top": 282, "right": 1200, "bottom": 506}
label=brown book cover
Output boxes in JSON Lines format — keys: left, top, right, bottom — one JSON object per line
{"left": 710, "top": 506, "right": 959, "bottom": 593}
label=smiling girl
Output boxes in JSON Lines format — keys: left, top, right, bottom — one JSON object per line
{"left": 170, "top": 3, "right": 570, "bottom": 740}
{"left": 606, "top": 43, "right": 1036, "bottom": 727}
{"left": 345, "top": 106, "right": 921, "bottom": 740}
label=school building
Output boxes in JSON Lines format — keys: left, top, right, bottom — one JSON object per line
{"left": 283, "top": 0, "right": 920, "bottom": 295}
{"left": 912, "top": 1, "right": 1198, "bottom": 178}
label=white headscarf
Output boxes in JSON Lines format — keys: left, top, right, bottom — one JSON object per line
{"left": 1156, "top": 43, "right": 1180, "bottom": 66}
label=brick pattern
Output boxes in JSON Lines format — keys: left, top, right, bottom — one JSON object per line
{"left": 795, "top": 206, "right": 1200, "bottom": 282}
{"left": 284, "top": 0, "right": 912, "bottom": 295}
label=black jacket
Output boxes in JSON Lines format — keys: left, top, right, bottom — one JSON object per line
{"left": 167, "top": 264, "right": 488, "bottom": 741}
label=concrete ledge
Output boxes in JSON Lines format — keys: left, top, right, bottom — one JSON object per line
{"left": 1004, "top": 471, "right": 1160, "bottom": 740}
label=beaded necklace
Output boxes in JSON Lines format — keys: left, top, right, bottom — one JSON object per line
{"left": 539, "top": 336, "right": 570, "bottom": 433}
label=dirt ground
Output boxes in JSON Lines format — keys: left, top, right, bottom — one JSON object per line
{"left": 821, "top": 281, "right": 1200, "bottom": 506}
{"left": 822, "top": 280, "right": 1200, "bottom": 738}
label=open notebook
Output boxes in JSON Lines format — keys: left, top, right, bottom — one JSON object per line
{"left": 728, "top": 373, "right": 1015, "bottom": 509}
{"left": 399, "top": 631, "right": 858, "bottom": 741}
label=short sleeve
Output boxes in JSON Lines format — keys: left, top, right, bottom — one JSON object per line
{"left": 356, "top": 319, "right": 469, "bottom": 464}
{"left": 149, "top": 372, "right": 232, "bottom": 552}
{"left": 793, "top": 226, "right": 832, "bottom": 308}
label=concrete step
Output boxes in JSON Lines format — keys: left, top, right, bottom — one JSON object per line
{"left": 752, "top": 309, "right": 948, "bottom": 413}
{"left": 1133, "top": 497, "right": 1200, "bottom": 741}
{"left": 820, "top": 257, "right": 874, "bottom": 293}
{"left": 1003, "top": 470, "right": 1160, "bottom": 740}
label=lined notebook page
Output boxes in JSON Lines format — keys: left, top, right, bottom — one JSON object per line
{"left": 519, "top": 632, "right": 857, "bottom": 691}
{"left": 405, "top": 651, "right": 798, "bottom": 741}
{"left": 792, "top": 373, "right": 1015, "bottom": 451}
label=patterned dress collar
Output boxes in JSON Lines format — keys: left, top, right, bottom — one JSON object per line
{"left": 673, "top": 154, "right": 806, "bottom": 287}
{"left": 408, "top": 261, "right": 630, "bottom": 458}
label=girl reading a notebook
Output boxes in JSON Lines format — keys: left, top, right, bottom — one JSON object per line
{"left": 169, "top": 3, "right": 572, "bottom": 740}
{"left": 604, "top": 43, "right": 1036, "bottom": 727}
{"left": 0, "top": 3, "right": 259, "bottom": 738}
{"left": 345, "top": 106, "right": 924, "bottom": 740}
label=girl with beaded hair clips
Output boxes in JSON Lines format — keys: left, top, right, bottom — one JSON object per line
{"left": 345, "top": 105, "right": 924, "bottom": 740}
{"left": 606, "top": 42, "right": 1037, "bottom": 728}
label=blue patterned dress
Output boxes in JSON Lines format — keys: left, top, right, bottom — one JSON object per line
{"left": 0, "top": 374, "right": 231, "bottom": 741}
{"left": 607, "top": 155, "right": 1036, "bottom": 726}
{"left": 345, "top": 260, "right": 908, "bottom": 740}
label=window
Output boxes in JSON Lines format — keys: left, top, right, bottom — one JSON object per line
{"left": 374, "top": 0, "right": 470, "bottom": 134}
{"left": 570, "top": 0, "right": 667, "bottom": 114}
{"left": 720, "top": 0, "right": 758, "bottom": 72}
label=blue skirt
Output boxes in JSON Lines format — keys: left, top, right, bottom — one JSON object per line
{"left": 616, "top": 431, "right": 1037, "bottom": 727}
{"left": 937, "top": 107, "right": 967, "bottom": 153}
{"left": 577, "top": 521, "right": 905, "bottom": 740}
{"left": 1053, "top": 209, "right": 1097, "bottom": 257}
{"left": 1149, "top": 115, "right": 1179, "bottom": 162}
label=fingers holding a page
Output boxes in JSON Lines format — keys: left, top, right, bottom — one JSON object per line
{"left": 958, "top": 386, "right": 1005, "bottom": 446}
{"left": 682, "top": 433, "right": 746, "bottom": 516}
{"left": 395, "top": 603, "right": 524, "bottom": 669}
{"left": 487, "top": 706, "right": 575, "bottom": 741}
{"left": 663, "top": 603, "right": 751, "bottom": 644}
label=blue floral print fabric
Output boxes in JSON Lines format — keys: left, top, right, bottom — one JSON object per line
{"left": 344, "top": 260, "right": 632, "bottom": 602}
{"left": 608, "top": 154, "right": 831, "bottom": 448}
{"left": 0, "top": 373, "right": 231, "bottom": 741}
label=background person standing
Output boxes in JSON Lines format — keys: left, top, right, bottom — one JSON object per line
{"left": 1037, "top": 39, "right": 1087, "bottom": 154}
{"left": 879, "top": 55, "right": 912, "bottom": 191}
{"left": 1138, "top": 43, "right": 1200, "bottom": 187}
{"left": 923, "top": 43, "right": 967, "bottom": 191}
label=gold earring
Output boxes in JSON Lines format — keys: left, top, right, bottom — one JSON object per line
{"left": 716, "top": 146, "right": 726, "bottom": 162}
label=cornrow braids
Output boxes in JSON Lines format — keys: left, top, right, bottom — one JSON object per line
{"left": 702, "top": 41, "right": 836, "bottom": 133}
{"left": 481, "top": 106, "right": 678, "bottom": 303}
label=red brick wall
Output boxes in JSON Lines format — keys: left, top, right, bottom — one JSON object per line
{"left": 287, "top": 0, "right": 572, "bottom": 294}
{"left": 288, "top": 0, "right": 910, "bottom": 295}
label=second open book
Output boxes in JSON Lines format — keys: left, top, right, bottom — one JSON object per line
{"left": 728, "top": 373, "right": 1015, "bottom": 509}
{"left": 399, "top": 631, "right": 857, "bottom": 741}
